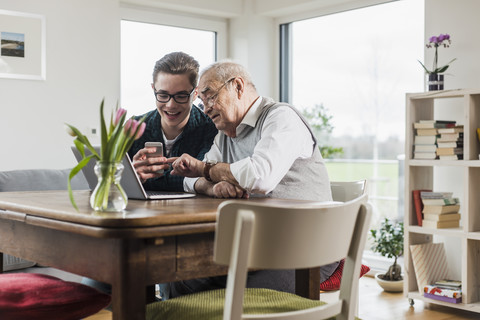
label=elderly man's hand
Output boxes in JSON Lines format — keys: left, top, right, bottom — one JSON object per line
{"left": 212, "top": 181, "right": 249, "bottom": 199}
{"left": 170, "top": 153, "right": 204, "bottom": 177}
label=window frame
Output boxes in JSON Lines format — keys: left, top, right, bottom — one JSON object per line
{"left": 120, "top": 5, "right": 228, "bottom": 60}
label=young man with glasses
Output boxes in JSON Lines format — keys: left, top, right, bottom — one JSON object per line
{"left": 169, "top": 61, "right": 333, "bottom": 297}
{"left": 82, "top": 52, "right": 217, "bottom": 300}
{"left": 127, "top": 52, "right": 217, "bottom": 192}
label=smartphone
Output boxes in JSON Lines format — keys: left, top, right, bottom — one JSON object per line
{"left": 145, "top": 142, "right": 163, "bottom": 158}
{"left": 145, "top": 142, "right": 164, "bottom": 173}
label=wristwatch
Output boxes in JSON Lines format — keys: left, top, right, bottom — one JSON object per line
{"left": 203, "top": 160, "right": 218, "bottom": 182}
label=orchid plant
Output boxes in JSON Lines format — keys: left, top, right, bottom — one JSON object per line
{"left": 65, "top": 99, "right": 146, "bottom": 211}
{"left": 418, "top": 33, "right": 456, "bottom": 74}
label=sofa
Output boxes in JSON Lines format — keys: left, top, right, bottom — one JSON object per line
{"left": 0, "top": 168, "right": 88, "bottom": 275}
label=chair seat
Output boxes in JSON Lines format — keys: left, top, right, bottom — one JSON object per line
{"left": 147, "top": 288, "right": 342, "bottom": 320}
{"left": 146, "top": 288, "right": 360, "bottom": 320}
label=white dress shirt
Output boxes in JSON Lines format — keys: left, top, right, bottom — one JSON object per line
{"left": 183, "top": 97, "right": 315, "bottom": 195}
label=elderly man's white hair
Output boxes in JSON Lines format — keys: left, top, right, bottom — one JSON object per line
{"left": 200, "top": 60, "right": 256, "bottom": 89}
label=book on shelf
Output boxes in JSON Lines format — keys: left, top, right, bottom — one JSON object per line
{"left": 414, "top": 122, "right": 436, "bottom": 129}
{"left": 422, "top": 204, "right": 460, "bottom": 214}
{"left": 414, "top": 120, "right": 456, "bottom": 129}
{"left": 424, "top": 292, "right": 462, "bottom": 304}
{"left": 437, "top": 125, "right": 464, "bottom": 134}
{"left": 434, "top": 279, "right": 462, "bottom": 290}
{"left": 416, "top": 128, "right": 438, "bottom": 136}
{"left": 439, "top": 154, "right": 463, "bottom": 160}
{"left": 413, "top": 152, "right": 437, "bottom": 160}
{"left": 436, "top": 147, "right": 463, "bottom": 156}
{"left": 424, "top": 285, "right": 462, "bottom": 303}
{"left": 422, "top": 197, "right": 459, "bottom": 206}
{"left": 424, "top": 292, "right": 462, "bottom": 303}
{"left": 423, "top": 213, "right": 461, "bottom": 222}
{"left": 413, "top": 189, "right": 431, "bottom": 226}
{"left": 414, "top": 144, "right": 437, "bottom": 153}
{"left": 433, "top": 120, "right": 457, "bottom": 126}
{"left": 425, "top": 284, "right": 462, "bottom": 298}
{"left": 410, "top": 242, "right": 449, "bottom": 293}
{"left": 437, "top": 141, "right": 463, "bottom": 148}
{"left": 422, "top": 219, "right": 460, "bottom": 229}
{"left": 414, "top": 135, "right": 437, "bottom": 145}
{"left": 437, "top": 132, "right": 464, "bottom": 143}
{"left": 420, "top": 191, "right": 453, "bottom": 199}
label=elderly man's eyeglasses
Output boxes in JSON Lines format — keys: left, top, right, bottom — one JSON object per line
{"left": 202, "top": 78, "right": 235, "bottom": 109}
{"left": 154, "top": 88, "right": 195, "bottom": 104}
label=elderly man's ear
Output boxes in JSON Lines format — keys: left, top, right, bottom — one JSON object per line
{"left": 233, "top": 77, "right": 244, "bottom": 97}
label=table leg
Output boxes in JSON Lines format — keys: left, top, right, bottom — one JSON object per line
{"left": 111, "top": 239, "right": 147, "bottom": 320}
{"left": 295, "top": 267, "right": 320, "bottom": 300}
{"left": 146, "top": 285, "right": 156, "bottom": 303}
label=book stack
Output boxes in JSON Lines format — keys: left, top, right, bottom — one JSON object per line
{"left": 413, "top": 120, "right": 456, "bottom": 160}
{"left": 424, "top": 279, "right": 462, "bottom": 303}
{"left": 420, "top": 191, "right": 461, "bottom": 228}
{"left": 436, "top": 125, "right": 464, "bottom": 160}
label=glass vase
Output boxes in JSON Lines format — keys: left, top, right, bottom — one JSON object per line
{"left": 90, "top": 161, "right": 127, "bottom": 212}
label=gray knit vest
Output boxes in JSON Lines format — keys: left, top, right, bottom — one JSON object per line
{"left": 219, "top": 97, "right": 332, "bottom": 201}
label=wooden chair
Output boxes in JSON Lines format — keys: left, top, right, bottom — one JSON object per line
{"left": 146, "top": 193, "right": 371, "bottom": 320}
{"left": 330, "top": 180, "right": 367, "bottom": 202}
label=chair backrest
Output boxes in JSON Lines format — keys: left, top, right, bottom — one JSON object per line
{"left": 214, "top": 193, "right": 371, "bottom": 320}
{"left": 330, "top": 180, "right": 366, "bottom": 202}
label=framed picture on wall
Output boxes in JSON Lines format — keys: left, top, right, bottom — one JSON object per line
{"left": 0, "top": 9, "right": 46, "bottom": 80}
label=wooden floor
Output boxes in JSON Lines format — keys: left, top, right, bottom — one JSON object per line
{"left": 85, "top": 275, "right": 480, "bottom": 320}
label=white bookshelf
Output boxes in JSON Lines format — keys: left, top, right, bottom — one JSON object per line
{"left": 404, "top": 89, "right": 480, "bottom": 312}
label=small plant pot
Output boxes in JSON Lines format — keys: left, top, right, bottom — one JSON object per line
{"left": 375, "top": 273, "right": 403, "bottom": 293}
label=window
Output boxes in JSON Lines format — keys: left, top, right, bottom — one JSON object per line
{"left": 121, "top": 20, "right": 217, "bottom": 116}
{"left": 282, "top": 0, "right": 424, "bottom": 271}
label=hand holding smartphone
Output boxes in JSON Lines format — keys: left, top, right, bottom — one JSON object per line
{"left": 145, "top": 142, "right": 164, "bottom": 174}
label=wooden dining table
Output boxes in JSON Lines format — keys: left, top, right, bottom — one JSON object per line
{"left": 0, "top": 190, "right": 321, "bottom": 320}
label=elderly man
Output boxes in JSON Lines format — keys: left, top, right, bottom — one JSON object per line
{"left": 171, "top": 61, "right": 331, "bottom": 202}
{"left": 168, "top": 61, "right": 335, "bottom": 298}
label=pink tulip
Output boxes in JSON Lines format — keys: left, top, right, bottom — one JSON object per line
{"left": 114, "top": 108, "right": 127, "bottom": 126}
{"left": 130, "top": 120, "right": 140, "bottom": 136}
{"left": 124, "top": 119, "right": 133, "bottom": 136}
{"left": 135, "top": 122, "right": 146, "bottom": 140}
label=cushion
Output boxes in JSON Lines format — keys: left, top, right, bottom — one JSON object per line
{"left": 147, "top": 288, "right": 332, "bottom": 320}
{"left": 320, "top": 259, "right": 370, "bottom": 291}
{"left": 147, "top": 288, "right": 361, "bottom": 320}
{"left": 0, "top": 273, "right": 111, "bottom": 320}
{"left": 0, "top": 169, "right": 88, "bottom": 192}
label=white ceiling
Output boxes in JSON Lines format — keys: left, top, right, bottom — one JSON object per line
{"left": 120, "top": 0, "right": 395, "bottom": 19}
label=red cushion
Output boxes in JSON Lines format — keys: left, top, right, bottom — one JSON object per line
{"left": 0, "top": 273, "right": 111, "bottom": 320}
{"left": 319, "top": 259, "right": 370, "bottom": 291}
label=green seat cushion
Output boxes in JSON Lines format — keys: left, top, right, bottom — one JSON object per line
{"left": 147, "top": 288, "right": 352, "bottom": 320}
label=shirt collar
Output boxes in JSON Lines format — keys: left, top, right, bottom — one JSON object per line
{"left": 235, "top": 96, "right": 263, "bottom": 135}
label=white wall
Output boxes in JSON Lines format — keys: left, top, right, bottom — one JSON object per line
{"left": 425, "top": 0, "right": 480, "bottom": 90}
{"left": 0, "top": 0, "right": 120, "bottom": 170}
{"left": 228, "top": 0, "right": 276, "bottom": 98}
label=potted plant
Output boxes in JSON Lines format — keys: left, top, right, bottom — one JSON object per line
{"left": 370, "top": 218, "right": 404, "bottom": 292}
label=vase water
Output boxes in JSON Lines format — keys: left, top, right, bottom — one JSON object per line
{"left": 90, "top": 161, "right": 127, "bottom": 212}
